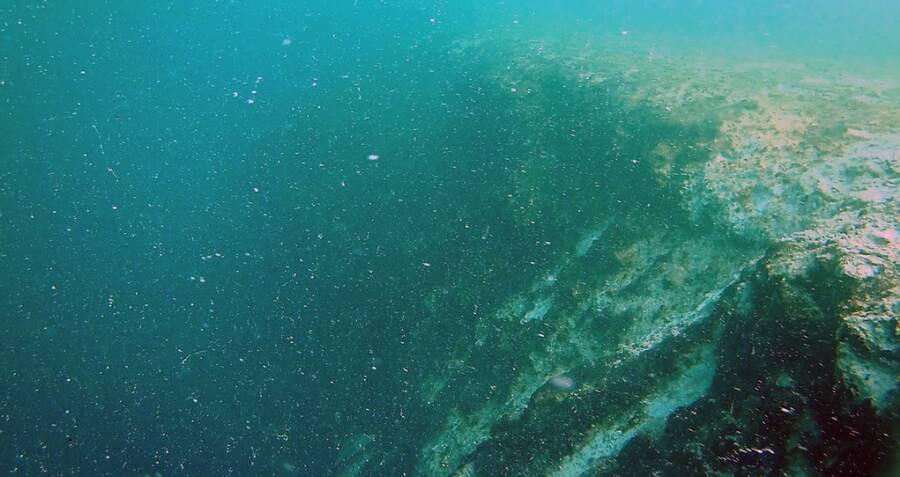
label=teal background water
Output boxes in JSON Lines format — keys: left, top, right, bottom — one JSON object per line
{"left": 2, "top": 1, "right": 898, "bottom": 475}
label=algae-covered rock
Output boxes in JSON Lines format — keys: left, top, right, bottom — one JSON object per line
{"left": 333, "top": 28, "right": 898, "bottom": 477}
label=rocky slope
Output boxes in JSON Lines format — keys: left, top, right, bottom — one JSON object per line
{"left": 335, "top": 30, "right": 898, "bottom": 476}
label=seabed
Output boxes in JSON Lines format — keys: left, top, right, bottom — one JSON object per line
{"left": 334, "top": 30, "right": 899, "bottom": 477}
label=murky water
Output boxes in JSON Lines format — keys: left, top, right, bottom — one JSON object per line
{"left": 2, "top": 2, "right": 897, "bottom": 476}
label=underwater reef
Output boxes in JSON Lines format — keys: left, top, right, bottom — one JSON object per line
{"left": 332, "top": 31, "right": 898, "bottom": 477}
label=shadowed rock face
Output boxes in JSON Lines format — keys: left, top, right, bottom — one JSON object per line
{"left": 597, "top": 233, "right": 895, "bottom": 477}
{"left": 421, "top": 235, "right": 897, "bottom": 477}
{"left": 330, "top": 31, "right": 898, "bottom": 477}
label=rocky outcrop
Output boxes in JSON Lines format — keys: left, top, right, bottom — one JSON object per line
{"left": 332, "top": 29, "right": 898, "bottom": 477}
{"left": 613, "top": 219, "right": 897, "bottom": 476}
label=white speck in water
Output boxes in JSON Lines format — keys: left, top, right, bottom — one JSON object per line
{"left": 367, "top": 154, "right": 379, "bottom": 161}
{"left": 247, "top": 98, "right": 255, "bottom": 104}
{"left": 281, "top": 37, "right": 293, "bottom": 46}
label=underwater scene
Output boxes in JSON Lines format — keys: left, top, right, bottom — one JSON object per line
{"left": 1, "top": 1, "right": 898, "bottom": 476}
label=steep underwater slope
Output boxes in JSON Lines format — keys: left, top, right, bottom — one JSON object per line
{"left": 334, "top": 31, "right": 898, "bottom": 476}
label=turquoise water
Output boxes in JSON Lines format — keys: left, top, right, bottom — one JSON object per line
{"left": 2, "top": 2, "right": 898, "bottom": 476}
